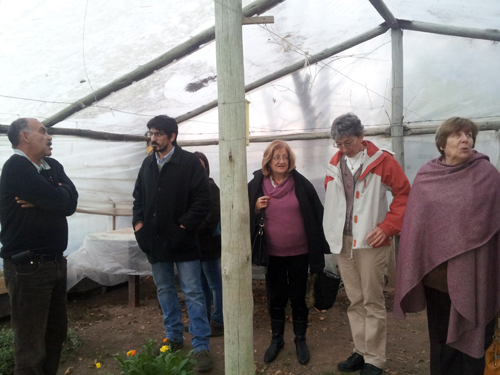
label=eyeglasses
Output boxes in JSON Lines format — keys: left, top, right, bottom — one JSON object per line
{"left": 334, "top": 139, "right": 358, "bottom": 148}
{"left": 146, "top": 131, "right": 166, "bottom": 138}
{"left": 272, "top": 155, "right": 289, "bottom": 161}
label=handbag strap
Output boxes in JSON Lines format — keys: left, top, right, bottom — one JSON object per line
{"left": 259, "top": 208, "right": 265, "bottom": 224}
{"left": 257, "top": 208, "right": 265, "bottom": 233}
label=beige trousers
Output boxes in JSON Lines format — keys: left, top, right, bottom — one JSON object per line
{"left": 336, "top": 235, "right": 389, "bottom": 369}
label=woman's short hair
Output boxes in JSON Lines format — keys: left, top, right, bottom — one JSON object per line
{"left": 330, "top": 113, "right": 364, "bottom": 140}
{"left": 435, "top": 117, "right": 478, "bottom": 156}
{"left": 262, "top": 140, "right": 296, "bottom": 178}
{"left": 194, "top": 151, "right": 210, "bottom": 177}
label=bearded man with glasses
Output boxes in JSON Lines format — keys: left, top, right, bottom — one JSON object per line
{"left": 132, "top": 115, "right": 214, "bottom": 372}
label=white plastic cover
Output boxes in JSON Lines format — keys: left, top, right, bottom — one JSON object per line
{"left": 66, "top": 228, "right": 151, "bottom": 290}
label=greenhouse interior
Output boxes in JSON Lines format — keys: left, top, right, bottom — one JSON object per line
{"left": 0, "top": 0, "right": 499, "bottom": 286}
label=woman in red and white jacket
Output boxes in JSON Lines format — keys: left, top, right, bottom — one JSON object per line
{"left": 322, "top": 113, "right": 410, "bottom": 375}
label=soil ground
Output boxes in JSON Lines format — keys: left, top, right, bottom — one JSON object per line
{"left": 1, "top": 276, "right": 430, "bottom": 375}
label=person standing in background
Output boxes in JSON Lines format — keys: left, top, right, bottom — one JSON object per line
{"left": 194, "top": 151, "right": 224, "bottom": 337}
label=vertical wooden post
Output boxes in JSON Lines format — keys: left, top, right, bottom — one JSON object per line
{"left": 128, "top": 275, "right": 140, "bottom": 308}
{"left": 391, "top": 28, "right": 405, "bottom": 167}
{"left": 214, "top": 1, "right": 255, "bottom": 374}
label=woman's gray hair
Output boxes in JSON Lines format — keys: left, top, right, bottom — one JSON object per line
{"left": 330, "top": 113, "right": 364, "bottom": 140}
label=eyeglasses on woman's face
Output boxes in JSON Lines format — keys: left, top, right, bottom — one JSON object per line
{"left": 334, "top": 137, "right": 360, "bottom": 149}
{"left": 146, "top": 131, "right": 166, "bottom": 138}
{"left": 272, "top": 154, "right": 289, "bottom": 162}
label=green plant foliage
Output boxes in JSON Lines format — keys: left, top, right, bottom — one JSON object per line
{"left": 0, "top": 327, "right": 15, "bottom": 375}
{"left": 0, "top": 327, "right": 82, "bottom": 375}
{"left": 115, "top": 339, "right": 196, "bottom": 375}
{"left": 62, "top": 329, "right": 83, "bottom": 356}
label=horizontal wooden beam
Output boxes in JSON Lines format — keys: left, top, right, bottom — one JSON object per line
{"left": 0, "top": 124, "right": 148, "bottom": 142}
{"left": 40, "top": 0, "right": 285, "bottom": 128}
{"left": 242, "top": 16, "right": 274, "bottom": 25}
{"left": 3, "top": 120, "right": 498, "bottom": 144}
{"left": 398, "top": 19, "right": 500, "bottom": 42}
{"left": 176, "top": 23, "right": 390, "bottom": 124}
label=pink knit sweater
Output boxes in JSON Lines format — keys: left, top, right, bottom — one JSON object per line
{"left": 262, "top": 176, "right": 308, "bottom": 257}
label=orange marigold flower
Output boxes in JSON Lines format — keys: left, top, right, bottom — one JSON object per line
{"left": 163, "top": 338, "right": 168, "bottom": 343}
{"left": 95, "top": 363, "right": 101, "bottom": 369}
{"left": 127, "top": 350, "right": 136, "bottom": 357}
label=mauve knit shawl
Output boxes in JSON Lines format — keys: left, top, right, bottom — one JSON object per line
{"left": 394, "top": 151, "right": 500, "bottom": 358}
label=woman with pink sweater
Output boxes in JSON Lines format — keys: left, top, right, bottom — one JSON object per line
{"left": 248, "top": 140, "right": 330, "bottom": 365}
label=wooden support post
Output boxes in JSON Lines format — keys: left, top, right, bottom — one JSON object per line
{"left": 128, "top": 275, "right": 140, "bottom": 308}
{"left": 391, "top": 28, "right": 405, "bottom": 167}
{"left": 214, "top": 0, "right": 254, "bottom": 373}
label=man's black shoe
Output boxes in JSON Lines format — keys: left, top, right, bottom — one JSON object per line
{"left": 360, "top": 363, "right": 383, "bottom": 375}
{"left": 337, "top": 352, "right": 364, "bottom": 372}
{"left": 164, "top": 339, "right": 184, "bottom": 352}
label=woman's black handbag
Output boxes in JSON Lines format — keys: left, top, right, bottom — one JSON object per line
{"left": 314, "top": 269, "right": 341, "bottom": 310}
{"left": 251, "top": 209, "right": 268, "bottom": 266}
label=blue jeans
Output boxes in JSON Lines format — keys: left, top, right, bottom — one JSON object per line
{"left": 151, "top": 260, "right": 210, "bottom": 352}
{"left": 4, "top": 257, "right": 67, "bottom": 375}
{"left": 200, "top": 258, "right": 223, "bottom": 324}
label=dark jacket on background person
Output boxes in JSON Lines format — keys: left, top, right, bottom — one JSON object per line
{"left": 197, "top": 178, "right": 221, "bottom": 262}
{"left": 248, "top": 169, "right": 330, "bottom": 274}
{"left": 0, "top": 155, "right": 78, "bottom": 258}
{"left": 132, "top": 146, "right": 212, "bottom": 263}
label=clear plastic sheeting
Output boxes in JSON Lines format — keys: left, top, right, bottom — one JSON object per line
{"left": 66, "top": 228, "right": 151, "bottom": 290}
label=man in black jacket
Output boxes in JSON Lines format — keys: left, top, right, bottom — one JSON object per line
{"left": 0, "top": 118, "right": 78, "bottom": 375}
{"left": 132, "top": 115, "right": 213, "bottom": 372}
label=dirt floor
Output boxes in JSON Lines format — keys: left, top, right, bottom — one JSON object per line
{"left": 1, "top": 276, "right": 430, "bottom": 375}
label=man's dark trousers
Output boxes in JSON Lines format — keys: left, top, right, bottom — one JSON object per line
{"left": 4, "top": 257, "right": 67, "bottom": 375}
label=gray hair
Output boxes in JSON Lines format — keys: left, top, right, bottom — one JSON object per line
{"left": 330, "top": 113, "right": 364, "bottom": 140}
{"left": 7, "top": 118, "right": 32, "bottom": 147}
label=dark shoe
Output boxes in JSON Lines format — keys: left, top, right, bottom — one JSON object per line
{"left": 293, "top": 320, "right": 310, "bottom": 365}
{"left": 164, "top": 339, "right": 184, "bottom": 352}
{"left": 360, "top": 363, "right": 383, "bottom": 375}
{"left": 195, "top": 350, "right": 214, "bottom": 373}
{"left": 209, "top": 321, "right": 224, "bottom": 337}
{"left": 263, "top": 319, "right": 285, "bottom": 363}
{"left": 337, "top": 352, "right": 365, "bottom": 372}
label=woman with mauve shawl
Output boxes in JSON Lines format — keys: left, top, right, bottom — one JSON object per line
{"left": 394, "top": 117, "right": 500, "bottom": 375}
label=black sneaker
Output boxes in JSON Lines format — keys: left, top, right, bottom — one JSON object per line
{"left": 164, "top": 339, "right": 184, "bottom": 352}
{"left": 337, "top": 352, "right": 364, "bottom": 372}
{"left": 195, "top": 350, "right": 214, "bottom": 373}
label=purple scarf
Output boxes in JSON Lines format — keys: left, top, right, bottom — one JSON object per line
{"left": 394, "top": 151, "right": 500, "bottom": 357}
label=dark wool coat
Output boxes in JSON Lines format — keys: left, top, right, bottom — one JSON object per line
{"left": 0, "top": 155, "right": 78, "bottom": 257}
{"left": 132, "top": 146, "right": 212, "bottom": 263}
{"left": 248, "top": 169, "right": 330, "bottom": 274}
{"left": 197, "top": 178, "right": 221, "bottom": 262}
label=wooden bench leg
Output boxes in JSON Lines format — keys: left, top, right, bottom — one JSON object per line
{"left": 128, "top": 275, "right": 140, "bottom": 308}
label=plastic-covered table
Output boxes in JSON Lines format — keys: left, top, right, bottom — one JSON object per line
{"left": 67, "top": 228, "right": 151, "bottom": 307}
